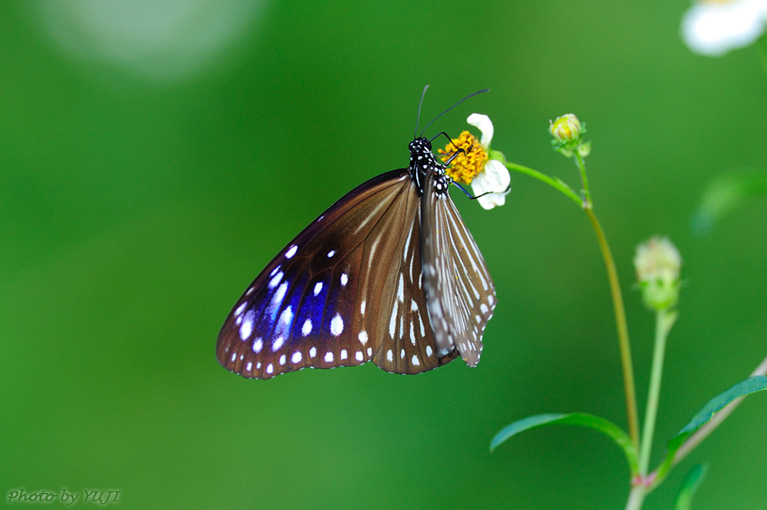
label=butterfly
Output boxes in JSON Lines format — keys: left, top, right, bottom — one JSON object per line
{"left": 216, "top": 89, "right": 497, "bottom": 379}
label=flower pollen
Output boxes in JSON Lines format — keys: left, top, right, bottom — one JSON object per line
{"left": 438, "top": 131, "right": 488, "bottom": 185}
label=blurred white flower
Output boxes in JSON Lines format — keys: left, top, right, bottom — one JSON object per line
{"left": 681, "top": 0, "right": 767, "bottom": 56}
{"left": 36, "top": 0, "right": 268, "bottom": 83}
{"left": 634, "top": 236, "right": 682, "bottom": 310}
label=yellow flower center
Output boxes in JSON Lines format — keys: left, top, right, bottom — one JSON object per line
{"left": 438, "top": 131, "right": 488, "bottom": 185}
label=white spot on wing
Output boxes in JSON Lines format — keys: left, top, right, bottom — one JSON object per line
{"left": 411, "top": 355, "right": 420, "bottom": 366}
{"left": 355, "top": 351, "right": 363, "bottom": 362}
{"left": 426, "top": 345, "right": 433, "bottom": 357}
{"left": 386, "top": 349, "right": 393, "bottom": 362}
{"left": 340, "top": 349, "right": 348, "bottom": 360}
{"left": 291, "top": 351, "right": 302, "bottom": 363}
{"left": 279, "top": 354, "right": 286, "bottom": 365}
{"left": 324, "top": 351, "right": 334, "bottom": 363}
{"left": 252, "top": 337, "right": 263, "bottom": 353}
{"left": 268, "top": 271, "right": 283, "bottom": 289}
{"left": 313, "top": 282, "right": 323, "bottom": 296}
{"left": 266, "top": 363, "right": 274, "bottom": 374}
{"left": 389, "top": 305, "right": 397, "bottom": 339}
{"left": 273, "top": 282, "right": 288, "bottom": 308}
{"left": 358, "top": 330, "right": 368, "bottom": 345}
{"left": 340, "top": 273, "right": 348, "bottom": 286}
{"left": 272, "top": 336, "right": 285, "bottom": 351}
{"left": 239, "top": 310, "right": 255, "bottom": 340}
{"left": 285, "top": 244, "right": 298, "bottom": 259}
{"left": 302, "top": 318, "right": 312, "bottom": 336}
{"left": 279, "top": 306, "right": 293, "bottom": 326}
{"left": 309, "top": 346, "right": 317, "bottom": 358}
{"left": 327, "top": 250, "right": 336, "bottom": 258}
{"left": 330, "top": 314, "right": 344, "bottom": 336}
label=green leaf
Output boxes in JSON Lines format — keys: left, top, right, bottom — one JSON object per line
{"left": 490, "top": 412, "right": 639, "bottom": 474}
{"left": 675, "top": 464, "right": 708, "bottom": 510}
{"left": 658, "top": 376, "right": 767, "bottom": 479}
{"left": 693, "top": 169, "right": 767, "bottom": 234}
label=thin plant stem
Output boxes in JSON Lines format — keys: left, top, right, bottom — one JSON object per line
{"left": 639, "top": 309, "right": 677, "bottom": 474}
{"left": 503, "top": 161, "right": 582, "bottom": 205}
{"left": 584, "top": 207, "right": 640, "bottom": 449}
{"left": 505, "top": 157, "right": 640, "bottom": 449}
{"left": 575, "top": 151, "right": 592, "bottom": 206}
{"left": 625, "top": 485, "right": 646, "bottom": 510}
{"left": 573, "top": 151, "right": 639, "bottom": 449}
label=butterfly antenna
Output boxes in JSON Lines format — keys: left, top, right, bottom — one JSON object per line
{"left": 414, "top": 85, "right": 430, "bottom": 139}
{"left": 419, "top": 88, "right": 489, "bottom": 137}
{"left": 450, "top": 179, "right": 511, "bottom": 200}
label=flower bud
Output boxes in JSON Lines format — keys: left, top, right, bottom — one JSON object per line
{"left": 634, "top": 237, "right": 682, "bottom": 311}
{"left": 549, "top": 113, "right": 582, "bottom": 144}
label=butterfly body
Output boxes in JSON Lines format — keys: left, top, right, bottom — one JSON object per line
{"left": 216, "top": 136, "right": 496, "bottom": 379}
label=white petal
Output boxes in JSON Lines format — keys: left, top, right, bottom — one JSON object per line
{"left": 467, "top": 113, "right": 494, "bottom": 147}
{"left": 681, "top": 0, "right": 767, "bottom": 56}
{"left": 471, "top": 160, "right": 510, "bottom": 210}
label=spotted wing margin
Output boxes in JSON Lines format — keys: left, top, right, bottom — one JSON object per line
{"left": 421, "top": 171, "right": 497, "bottom": 367}
{"left": 217, "top": 169, "right": 455, "bottom": 379}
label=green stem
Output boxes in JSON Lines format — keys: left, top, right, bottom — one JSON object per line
{"left": 505, "top": 157, "right": 640, "bottom": 450}
{"left": 571, "top": 152, "right": 639, "bottom": 450}
{"left": 503, "top": 161, "right": 582, "bottom": 206}
{"left": 584, "top": 208, "right": 640, "bottom": 449}
{"left": 639, "top": 309, "right": 677, "bottom": 475}
{"left": 625, "top": 485, "right": 646, "bottom": 510}
{"left": 575, "top": 151, "right": 592, "bottom": 206}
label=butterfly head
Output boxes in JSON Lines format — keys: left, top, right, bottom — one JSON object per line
{"left": 409, "top": 137, "right": 447, "bottom": 194}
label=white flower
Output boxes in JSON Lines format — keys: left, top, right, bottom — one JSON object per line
{"left": 466, "top": 114, "right": 511, "bottom": 210}
{"left": 681, "top": 0, "right": 767, "bottom": 56}
{"left": 470, "top": 160, "right": 511, "bottom": 210}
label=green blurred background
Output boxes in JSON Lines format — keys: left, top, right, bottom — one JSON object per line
{"left": 2, "top": 0, "right": 766, "bottom": 508}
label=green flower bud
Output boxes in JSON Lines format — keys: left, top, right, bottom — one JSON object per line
{"left": 634, "top": 236, "right": 682, "bottom": 311}
{"left": 549, "top": 113, "right": 582, "bottom": 144}
{"left": 550, "top": 113, "right": 589, "bottom": 159}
